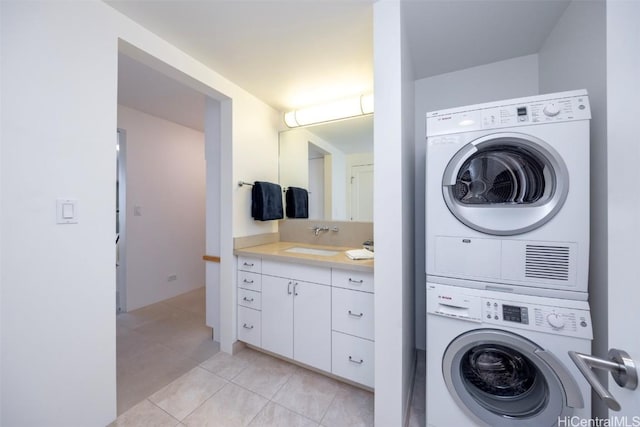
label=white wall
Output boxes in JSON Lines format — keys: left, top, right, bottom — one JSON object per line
{"left": 538, "top": 0, "right": 607, "bottom": 416}
{"left": 205, "top": 97, "right": 222, "bottom": 338}
{"left": 400, "top": 5, "right": 416, "bottom": 422}
{"left": 413, "top": 54, "right": 539, "bottom": 349}
{"left": 279, "top": 129, "right": 311, "bottom": 189}
{"left": 117, "top": 105, "right": 205, "bottom": 311}
{"left": 606, "top": 0, "right": 640, "bottom": 417}
{"left": 374, "top": 1, "right": 415, "bottom": 424}
{"left": 1, "top": 0, "right": 279, "bottom": 423}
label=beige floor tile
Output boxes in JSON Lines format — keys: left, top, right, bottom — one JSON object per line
{"left": 117, "top": 327, "right": 156, "bottom": 365}
{"left": 231, "top": 353, "right": 296, "bottom": 399}
{"left": 149, "top": 367, "right": 228, "bottom": 421}
{"left": 200, "top": 351, "right": 250, "bottom": 380}
{"left": 131, "top": 314, "right": 217, "bottom": 363}
{"left": 248, "top": 401, "right": 318, "bottom": 427}
{"left": 164, "top": 287, "right": 207, "bottom": 316}
{"left": 182, "top": 382, "right": 268, "bottom": 427}
{"left": 110, "top": 399, "right": 179, "bottom": 427}
{"left": 321, "top": 384, "right": 374, "bottom": 427}
{"left": 233, "top": 347, "right": 276, "bottom": 364}
{"left": 117, "top": 301, "right": 187, "bottom": 330}
{"left": 117, "top": 342, "right": 200, "bottom": 414}
{"left": 272, "top": 369, "right": 341, "bottom": 422}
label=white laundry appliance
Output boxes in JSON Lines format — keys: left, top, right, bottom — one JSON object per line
{"left": 426, "top": 90, "right": 591, "bottom": 300}
{"left": 426, "top": 283, "right": 592, "bottom": 427}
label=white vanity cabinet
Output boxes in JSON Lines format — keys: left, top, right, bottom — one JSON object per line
{"left": 261, "top": 260, "right": 332, "bottom": 372}
{"left": 235, "top": 253, "right": 374, "bottom": 388}
{"left": 236, "top": 256, "right": 262, "bottom": 347}
{"left": 331, "top": 269, "right": 375, "bottom": 388}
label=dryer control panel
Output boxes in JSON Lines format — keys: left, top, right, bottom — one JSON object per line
{"left": 427, "top": 283, "right": 593, "bottom": 339}
{"left": 426, "top": 89, "right": 591, "bottom": 137}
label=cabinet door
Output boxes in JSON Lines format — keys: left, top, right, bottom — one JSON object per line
{"left": 332, "top": 287, "right": 374, "bottom": 340}
{"left": 261, "top": 275, "right": 293, "bottom": 358}
{"left": 237, "top": 306, "right": 261, "bottom": 347}
{"left": 293, "top": 281, "right": 331, "bottom": 372}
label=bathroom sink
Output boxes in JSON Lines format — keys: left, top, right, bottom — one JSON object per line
{"left": 284, "top": 247, "right": 339, "bottom": 256}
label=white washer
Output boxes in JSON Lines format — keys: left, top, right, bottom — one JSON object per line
{"left": 426, "top": 90, "right": 591, "bottom": 299}
{"left": 426, "top": 283, "right": 592, "bottom": 427}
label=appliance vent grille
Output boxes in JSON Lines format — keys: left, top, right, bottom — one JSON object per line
{"left": 525, "top": 245, "right": 570, "bottom": 281}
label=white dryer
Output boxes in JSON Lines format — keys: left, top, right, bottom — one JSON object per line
{"left": 426, "top": 283, "right": 592, "bottom": 427}
{"left": 426, "top": 90, "right": 591, "bottom": 299}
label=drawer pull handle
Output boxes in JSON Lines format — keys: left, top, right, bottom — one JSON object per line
{"left": 242, "top": 323, "right": 254, "bottom": 330}
{"left": 349, "top": 356, "right": 364, "bottom": 364}
{"left": 243, "top": 297, "right": 254, "bottom": 302}
{"left": 348, "top": 278, "right": 364, "bottom": 284}
{"left": 293, "top": 282, "right": 299, "bottom": 296}
{"left": 348, "top": 310, "right": 364, "bottom": 318}
{"left": 287, "top": 281, "right": 292, "bottom": 295}
{"left": 243, "top": 279, "right": 254, "bottom": 284}
{"left": 243, "top": 262, "right": 254, "bottom": 267}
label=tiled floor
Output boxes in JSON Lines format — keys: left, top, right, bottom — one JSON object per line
{"left": 115, "top": 287, "right": 427, "bottom": 426}
{"left": 112, "top": 346, "right": 375, "bottom": 426}
{"left": 116, "top": 288, "right": 220, "bottom": 415}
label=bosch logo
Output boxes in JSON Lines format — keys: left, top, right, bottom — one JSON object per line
{"left": 439, "top": 296, "right": 452, "bottom": 300}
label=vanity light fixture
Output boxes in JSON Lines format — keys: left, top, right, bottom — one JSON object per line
{"left": 284, "top": 94, "right": 374, "bottom": 128}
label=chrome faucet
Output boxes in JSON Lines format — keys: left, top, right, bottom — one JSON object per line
{"left": 311, "top": 225, "right": 330, "bottom": 236}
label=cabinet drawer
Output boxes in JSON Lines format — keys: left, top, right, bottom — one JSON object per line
{"left": 332, "top": 331, "right": 374, "bottom": 388}
{"left": 238, "top": 288, "right": 262, "bottom": 310}
{"left": 332, "top": 269, "right": 374, "bottom": 293}
{"left": 238, "top": 270, "right": 262, "bottom": 291}
{"left": 332, "top": 288, "right": 374, "bottom": 340}
{"left": 238, "top": 256, "right": 261, "bottom": 273}
{"left": 262, "top": 259, "right": 331, "bottom": 285}
{"left": 237, "top": 306, "right": 261, "bottom": 347}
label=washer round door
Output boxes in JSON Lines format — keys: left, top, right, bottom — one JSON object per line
{"left": 442, "top": 329, "right": 583, "bottom": 427}
{"left": 442, "top": 132, "right": 569, "bottom": 235}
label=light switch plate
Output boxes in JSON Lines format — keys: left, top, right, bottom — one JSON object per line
{"left": 57, "top": 199, "right": 78, "bottom": 224}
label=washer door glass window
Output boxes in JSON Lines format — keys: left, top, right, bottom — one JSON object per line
{"left": 442, "top": 133, "right": 569, "bottom": 235}
{"left": 461, "top": 344, "right": 547, "bottom": 417}
{"left": 442, "top": 330, "right": 582, "bottom": 427}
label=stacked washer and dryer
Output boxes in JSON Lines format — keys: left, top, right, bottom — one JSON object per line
{"left": 425, "top": 90, "right": 593, "bottom": 426}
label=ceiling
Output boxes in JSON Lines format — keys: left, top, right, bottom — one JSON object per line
{"left": 111, "top": 0, "right": 570, "bottom": 139}
{"left": 108, "top": 0, "right": 374, "bottom": 113}
{"left": 404, "top": 0, "right": 570, "bottom": 79}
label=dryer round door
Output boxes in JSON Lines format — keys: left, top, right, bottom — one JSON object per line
{"left": 442, "top": 132, "right": 569, "bottom": 235}
{"left": 442, "top": 329, "right": 583, "bottom": 427}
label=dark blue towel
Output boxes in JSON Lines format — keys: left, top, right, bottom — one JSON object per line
{"left": 285, "top": 187, "right": 309, "bottom": 219}
{"left": 252, "top": 181, "right": 284, "bottom": 221}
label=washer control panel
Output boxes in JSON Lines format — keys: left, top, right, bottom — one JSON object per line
{"left": 427, "top": 283, "right": 593, "bottom": 339}
{"left": 480, "top": 297, "right": 591, "bottom": 339}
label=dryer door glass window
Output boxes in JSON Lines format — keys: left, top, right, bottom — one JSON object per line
{"left": 454, "top": 146, "right": 548, "bottom": 205}
{"left": 442, "top": 133, "right": 570, "bottom": 235}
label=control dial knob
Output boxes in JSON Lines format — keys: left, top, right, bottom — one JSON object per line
{"left": 547, "top": 313, "right": 565, "bottom": 329}
{"left": 543, "top": 104, "right": 561, "bottom": 117}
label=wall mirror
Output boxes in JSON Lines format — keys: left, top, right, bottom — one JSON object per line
{"left": 279, "top": 115, "right": 373, "bottom": 221}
